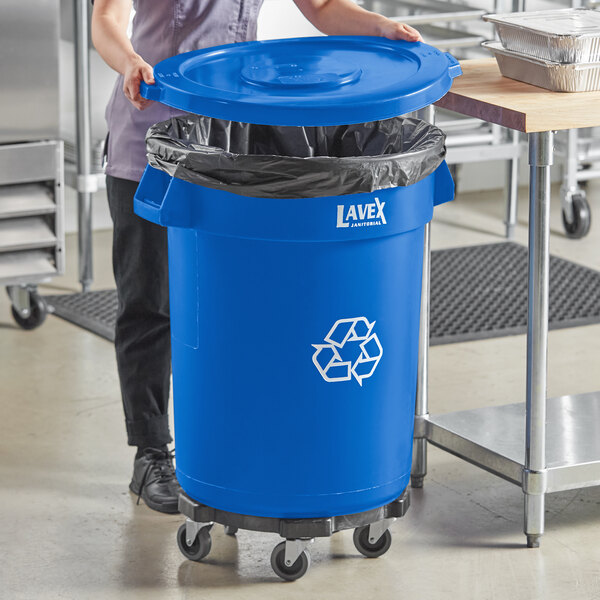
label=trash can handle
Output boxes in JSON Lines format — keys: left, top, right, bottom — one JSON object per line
{"left": 134, "top": 166, "right": 195, "bottom": 227}
{"left": 433, "top": 161, "right": 455, "bottom": 207}
{"left": 134, "top": 165, "right": 170, "bottom": 225}
{"left": 140, "top": 80, "right": 162, "bottom": 102}
{"left": 444, "top": 53, "right": 462, "bottom": 79}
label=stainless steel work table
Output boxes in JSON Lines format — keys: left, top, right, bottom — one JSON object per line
{"left": 413, "top": 59, "right": 600, "bottom": 548}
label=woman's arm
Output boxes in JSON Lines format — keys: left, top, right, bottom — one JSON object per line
{"left": 294, "top": 0, "right": 422, "bottom": 41}
{"left": 91, "top": 0, "right": 154, "bottom": 110}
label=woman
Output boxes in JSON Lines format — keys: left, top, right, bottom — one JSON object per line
{"left": 91, "top": 0, "right": 421, "bottom": 514}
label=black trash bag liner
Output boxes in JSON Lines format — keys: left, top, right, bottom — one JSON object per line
{"left": 146, "top": 115, "right": 446, "bottom": 199}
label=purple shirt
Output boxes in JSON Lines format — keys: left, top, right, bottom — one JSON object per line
{"left": 105, "top": 0, "right": 265, "bottom": 182}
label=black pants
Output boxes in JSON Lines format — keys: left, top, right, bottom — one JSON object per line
{"left": 106, "top": 175, "right": 172, "bottom": 449}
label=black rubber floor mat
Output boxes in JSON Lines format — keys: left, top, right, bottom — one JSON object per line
{"left": 429, "top": 242, "right": 600, "bottom": 345}
{"left": 46, "top": 289, "right": 117, "bottom": 342}
{"left": 45, "top": 242, "right": 600, "bottom": 345}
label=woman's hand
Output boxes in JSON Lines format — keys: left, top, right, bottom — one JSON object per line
{"left": 123, "top": 56, "right": 155, "bottom": 111}
{"left": 377, "top": 19, "right": 423, "bottom": 42}
{"left": 293, "top": 0, "right": 422, "bottom": 42}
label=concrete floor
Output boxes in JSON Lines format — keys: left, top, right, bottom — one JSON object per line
{"left": 1, "top": 182, "right": 600, "bottom": 600}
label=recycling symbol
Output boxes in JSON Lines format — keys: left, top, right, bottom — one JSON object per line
{"left": 312, "top": 317, "right": 383, "bottom": 386}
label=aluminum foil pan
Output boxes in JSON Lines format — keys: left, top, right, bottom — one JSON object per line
{"left": 484, "top": 9, "right": 600, "bottom": 63}
{"left": 483, "top": 41, "right": 600, "bottom": 92}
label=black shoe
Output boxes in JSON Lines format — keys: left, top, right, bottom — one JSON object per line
{"left": 130, "top": 447, "right": 182, "bottom": 514}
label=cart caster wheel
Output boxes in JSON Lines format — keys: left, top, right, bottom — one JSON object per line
{"left": 411, "top": 474, "right": 424, "bottom": 488}
{"left": 177, "top": 523, "right": 212, "bottom": 561}
{"left": 526, "top": 534, "right": 541, "bottom": 549}
{"left": 270, "top": 541, "right": 311, "bottom": 581}
{"left": 224, "top": 525, "right": 238, "bottom": 536}
{"left": 562, "top": 193, "right": 591, "bottom": 239}
{"left": 353, "top": 526, "right": 392, "bottom": 558}
{"left": 10, "top": 291, "right": 47, "bottom": 330}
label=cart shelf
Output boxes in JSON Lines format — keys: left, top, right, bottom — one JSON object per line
{"left": 0, "top": 184, "right": 56, "bottom": 219}
{"left": 0, "top": 251, "right": 57, "bottom": 286}
{"left": 0, "top": 218, "right": 57, "bottom": 253}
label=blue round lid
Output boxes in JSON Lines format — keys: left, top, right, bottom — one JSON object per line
{"left": 141, "top": 36, "right": 461, "bottom": 126}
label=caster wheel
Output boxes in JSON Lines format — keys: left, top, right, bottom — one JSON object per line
{"left": 353, "top": 526, "right": 392, "bottom": 558}
{"left": 9, "top": 290, "right": 47, "bottom": 330}
{"left": 270, "top": 541, "right": 311, "bottom": 581}
{"left": 562, "top": 193, "right": 591, "bottom": 239}
{"left": 224, "top": 525, "right": 238, "bottom": 536}
{"left": 177, "top": 523, "right": 212, "bottom": 561}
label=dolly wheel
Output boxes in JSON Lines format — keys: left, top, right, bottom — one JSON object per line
{"left": 411, "top": 474, "right": 424, "bottom": 489}
{"left": 270, "top": 541, "right": 311, "bottom": 581}
{"left": 10, "top": 291, "right": 47, "bottom": 330}
{"left": 224, "top": 525, "right": 238, "bottom": 536}
{"left": 353, "top": 526, "right": 392, "bottom": 558}
{"left": 177, "top": 523, "right": 212, "bottom": 561}
{"left": 562, "top": 193, "right": 591, "bottom": 239}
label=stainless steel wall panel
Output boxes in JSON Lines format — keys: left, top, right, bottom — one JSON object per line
{"left": 0, "top": 0, "right": 60, "bottom": 143}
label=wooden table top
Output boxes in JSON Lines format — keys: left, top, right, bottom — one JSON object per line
{"left": 435, "top": 59, "right": 600, "bottom": 133}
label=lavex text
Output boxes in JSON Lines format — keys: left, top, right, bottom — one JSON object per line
{"left": 336, "top": 198, "right": 386, "bottom": 228}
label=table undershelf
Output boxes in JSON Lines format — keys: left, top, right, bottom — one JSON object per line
{"left": 426, "top": 391, "right": 600, "bottom": 493}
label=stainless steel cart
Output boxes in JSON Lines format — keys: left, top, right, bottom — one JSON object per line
{"left": 383, "top": 0, "right": 524, "bottom": 241}
{"left": 0, "top": 0, "right": 65, "bottom": 328}
{"left": 557, "top": 128, "right": 597, "bottom": 238}
{"left": 0, "top": 142, "right": 65, "bottom": 329}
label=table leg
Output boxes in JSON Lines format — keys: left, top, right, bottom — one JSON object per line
{"left": 75, "top": 0, "right": 94, "bottom": 292}
{"left": 412, "top": 221, "right": 431, "bottom": 488}
{"left": 524, "top": 131, "right": 553, "bottom": 548}
{"left": 411, "top": 104, "right": 435, "bottom": 488}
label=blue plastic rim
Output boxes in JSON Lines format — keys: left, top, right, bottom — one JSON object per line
{"left": 140, "top": 36, "right": 461, "bottom": 125}
{"left": 134, "top": 164, "right": 454, "bottom": 518}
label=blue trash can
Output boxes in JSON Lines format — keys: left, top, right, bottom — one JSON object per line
{"left": 134, "top": 36, "right": 460, "bottom": 578}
